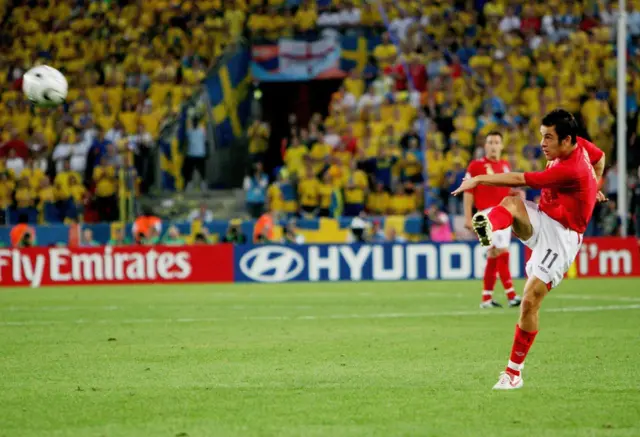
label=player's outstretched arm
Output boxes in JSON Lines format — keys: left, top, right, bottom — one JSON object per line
{"left": 452, "top": 173, "right": 526, "bottom": 196}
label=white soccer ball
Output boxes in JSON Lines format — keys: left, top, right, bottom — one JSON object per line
{"left": 22, "top": 65, "right": 68, "bottom": 107}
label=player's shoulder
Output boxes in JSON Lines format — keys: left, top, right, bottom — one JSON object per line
{"left": 467, "top": 158, "right": 484, "bottom": 171}
{"left": 499, "top": 159, "right": 512, "bottom": 170}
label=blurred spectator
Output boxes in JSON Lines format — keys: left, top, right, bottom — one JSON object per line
{"left": 6, "top": 148, "right": 25, "bottom": 178}
{"left": 428, "top": 204, "right": 454, "bottom": 243}
{"left": 298, "top": 165, "right": 320, "bottom": 217}
{"left": 369, "top": 219, "right": 386, "bottom": 242}
{"left": 244, "top": 162, "right": 269, "bottom": 219}
{"left": 1, "top": 128, "right": 28, "bottom": 159}
{"left": 80, "top": 228, "right": 99, "bottom": 247}
{"left": 222, "top": 219, "right": 248, "bottom": 244}
{"left": 253, "top": 210, "right": 274, "bottom": 243}
{"left": 184, "top": 115, "right": 207, "bottom": 192}
{"left": 132, "top": 208, "right": 162, "bottom": 241}
{"left": 373, "top": 32, "right": 397, "bottom": 69}
{"left": 604, "top": 164, "right": 619, "bottom": 203}
{"left": 105, "top": 143, "right": 124, "bottom": 168}
{"left": 106, "top": 120, "right": 126, "bottom": 145}
{"left": 283, "top": 218, "right": 305, "bottom": 244}
{"left": 128, "top": 122, "right": 154, "bottom": 194}
{"left": 93, "top": 156, "right": 118, "bottom": 222}
{"left": 343, "top": 161, "right": 368, "bottom": 217}
{"left": 10, "top": 214, "right": 35, "bottom": 247}
{"left": 193, "top": 232, "right": 210, "bottom": 245}
{"left": 68, "top": 174, "right": 87, "bottom": 212}
{"left": 318, "top": 171, "right": 334, "bottom": 217}
{"left": 389, "top": 184, "right": 417, "bottom": 216}
{"left": 366, "top": 182, "right": 390, "bottom": 215}
{"left": 52, "top": 131, "right": 75, "bottom": 173}
{"left": 599, "top": 200, "right": 621, "bottom": 236}
{"left": 145, "top": 226, "right": 161, "bottom": 245}
{"left": 108, "top": 228, "right": 131, "bottom": 246}
{"left": 248, "top": 120, "right": 270, "bottom": 163}
{"left": 85, "top": 126, "right": 111, "bottom": 182}
{"left": 348, "top": 216, "right": 369, "bottom": 243}
{"left": 445, "top": 161, "right": 466, "bottom": 215}
{"left": 14, "top": 177, "right": 36, "bottom": 221}
{"left": 499, "top": 6, "right": 521, "bottom": 33}
{"left": 134, "top": 232, "right": 147, "bottom": 245}
{"left": 162, "top": 226, "right": 186, "bottom": 246}
{"left": 385, "top": 227, "right": 407, "bottom": 243}
{"left": 188, "top": 203, "right": 214, "bottom": 223}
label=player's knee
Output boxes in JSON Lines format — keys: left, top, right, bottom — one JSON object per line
{"left": 521, "top": 288, "right": 545, "bottom": 317}
{"left": 500, "top": 195, "right": 523, "bottom": 213}
{"left": 495, "top": 247, "right": 508, "bottom": 256}
{"left": 487, "top": 247, "right": 498, "bottom": 258}
{"left": 520, "top": 296, "right": 539, "bottom": 319}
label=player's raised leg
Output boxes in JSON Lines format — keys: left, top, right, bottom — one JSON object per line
{"left": 473, "top": 195, "right": 534, "bottom": 246}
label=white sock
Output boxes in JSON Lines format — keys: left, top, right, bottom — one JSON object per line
{"left": 507, "top": 360, "right": 524, "bottom": 374}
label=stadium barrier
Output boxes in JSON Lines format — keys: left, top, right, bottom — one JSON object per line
{"left": 0, "top": 245, "right": 234, "bottom": 287}
{"left": 234, "top": 241, "right": 526, "bottom": 283}
{"left": 2, "top": 238, "right": 638, "bottom": 287}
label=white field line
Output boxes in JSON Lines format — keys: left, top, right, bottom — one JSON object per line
{"left": 0, "top": 304, "right": 639, "bottom": 327}
{"left": 553, "top": 295, "right": 640, "bottom": 302}
{"left": 1, "top": 293, "right": 638, "bottom": 313}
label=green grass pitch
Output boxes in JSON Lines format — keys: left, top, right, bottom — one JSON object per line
{"left": 1, "top": 279, "right": 639, "bottom": 437}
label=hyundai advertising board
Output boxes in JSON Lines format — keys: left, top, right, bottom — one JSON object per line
{"left": 234, "top": 242, "right": 526, "bottom": 283}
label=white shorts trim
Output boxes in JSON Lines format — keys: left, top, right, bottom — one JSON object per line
{"left": 522, "top": 201, "right": 582, "bottom": 289}
{"left": 482, "top": 207, "right": 512, "bottom": 249}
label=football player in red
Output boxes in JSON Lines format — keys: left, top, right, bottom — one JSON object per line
{"left": 452, "top": 109, "right": 606, "bottom": 389}
{"left": 464, "top": 131, "right": 521, "bottom": 308}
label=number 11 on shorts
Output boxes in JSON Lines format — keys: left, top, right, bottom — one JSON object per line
{"left": 541, "top": 249, "right": 558, "bottom": 269}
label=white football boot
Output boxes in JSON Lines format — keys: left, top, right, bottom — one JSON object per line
{"left": 508, "top": 295, "right": 522, "bottom": 308}
{"left": 480, "top": 300, "right": 503, "bottom": 308}
{"left": 472, "top": 211, "right": 493, "bottom": 247}
{"left": 492, "top": 371, "right": 524, "bottom": 390}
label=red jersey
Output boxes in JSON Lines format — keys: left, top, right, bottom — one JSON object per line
{"left": 466, "top": 157, "right": 512, "bottom": 210}
{"left": 524, "top": 137, "right": 603, "bottom": 234}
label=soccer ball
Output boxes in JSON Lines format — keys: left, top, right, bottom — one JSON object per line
{"left": 22, "top": 65, "right": 68, "bottom": 107}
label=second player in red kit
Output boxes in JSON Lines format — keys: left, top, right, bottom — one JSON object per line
{"left": 464, "top": 132, "right": 521, "bottom": 308}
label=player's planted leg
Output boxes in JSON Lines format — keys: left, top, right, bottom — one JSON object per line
{"left": 493, "top": 276, "right": 548, "bottom": 390}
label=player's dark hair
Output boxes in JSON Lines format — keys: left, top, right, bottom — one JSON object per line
{"left": 485, "top": 131, "right": 503, "bottom": 140}
{"left": 541, "top": 109, "right": 577, "bottom": 145}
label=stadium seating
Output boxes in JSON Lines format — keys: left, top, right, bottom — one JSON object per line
{"left": 0, "top": 0, "right": 237, "bottom": 224}
{"left": 245, "top": 0, "right": 638, "bottom": 229}
{"left": 2, "top": 0, "right": 639, "bottom": 234}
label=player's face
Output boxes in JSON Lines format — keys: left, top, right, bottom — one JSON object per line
{"left": 484, "top": 135, "right": 503, "bottom": 160}
{"left": 539, "top": 125, "right": 571, "bottom": 160}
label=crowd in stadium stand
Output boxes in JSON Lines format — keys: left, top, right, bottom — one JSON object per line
{"left": 244, "top": 0, "right": 640, "bottom": 238}
{"left": 0, "top": 0, "right": 239, "bottom": 225}
{"left": 1, "top": 0, "right": 640, "bottom": 239}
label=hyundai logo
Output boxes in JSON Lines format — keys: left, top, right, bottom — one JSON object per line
{"left": 239, "top": 246, "right": 305, "bottom": 282}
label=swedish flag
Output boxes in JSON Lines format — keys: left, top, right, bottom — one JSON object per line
{"left": 206, "top": 47, "right": 253, "bottom": 148}
{"left": 340, "top": 35, "right": 381, "bottom": 73}
{"left": 159, "top": 109, "right": 185, "bottom": 191}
